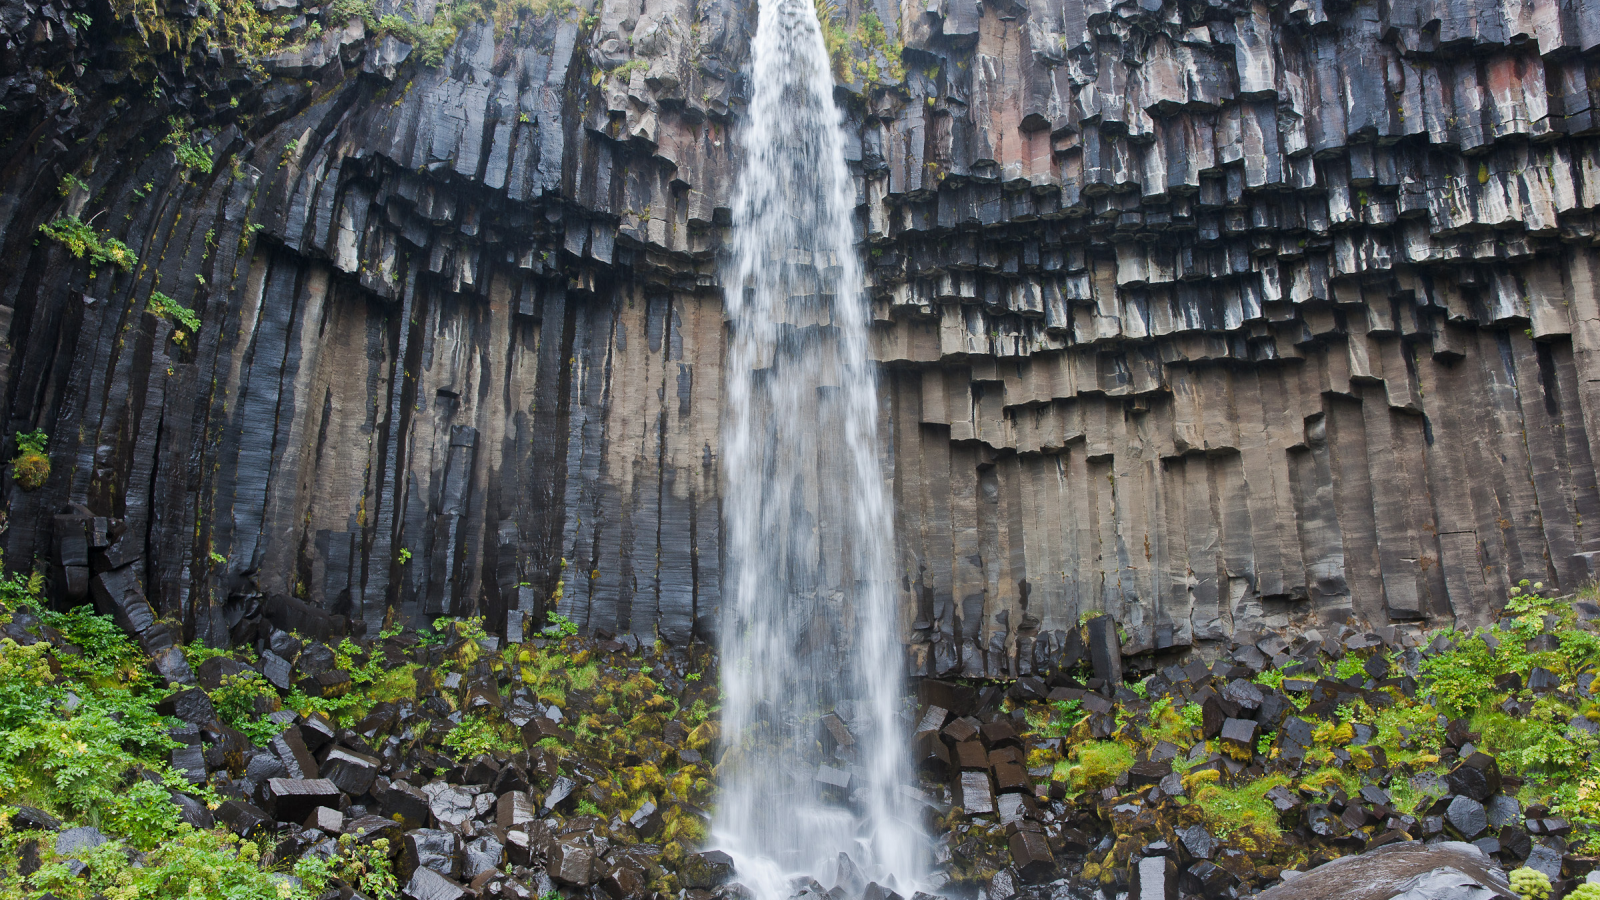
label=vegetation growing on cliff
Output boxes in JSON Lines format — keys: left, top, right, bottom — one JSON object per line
{"left": 813, "top": 0, "right": 905, "bottom": 87}
{"left": 9, "top": 430, "right": 49, "bottom": 492}
{"left": 38, "top": 216, "right": 137, "bottom": 271}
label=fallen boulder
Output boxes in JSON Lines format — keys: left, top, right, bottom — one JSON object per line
{"left": 1257, "top": 841, "right": 1516, "bottom": 900}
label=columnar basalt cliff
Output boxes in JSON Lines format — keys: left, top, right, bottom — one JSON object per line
{"left": 2, "top": 0, "right": 1600, "bottom": 671}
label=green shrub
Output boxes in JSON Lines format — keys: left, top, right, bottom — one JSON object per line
{"left": 294, "top": 833, "right": 398, "bottom": 900}
{"left": 442, "top": 713, "right": 520, "bottom": 760}
{"left": 5, "top": 823, "right": 292, "bottom": 900}
{"left": 211, "top": 672, "right": 287, "bottom": 746}
{"left": 148, "top": 291, "right": 202, "bottom": 332}
{"left": 165, "top": 118, "right": 214, "bottom": 175}
{"left": 1509, "top": 866, "right": 1551, "bottom": 900}
{"left": 38, "top": 216, "right": 136, "bottom": 270}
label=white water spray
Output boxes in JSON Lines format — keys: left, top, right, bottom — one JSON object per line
{"left": 713, "top": 0, "right": 924, "bottom": 895}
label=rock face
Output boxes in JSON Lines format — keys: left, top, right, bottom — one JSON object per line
{"left": 2, "top": 0, "right": 1599, "bottom": 662}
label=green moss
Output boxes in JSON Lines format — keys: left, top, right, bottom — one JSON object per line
{"left": 442, "top": 713, "right": 521, "bottom": 760}
{"left": 570, "top": 661, "right": 599, "bottom": 692}
{"left": 367, "top": 662, "right": 420, "bottom": 704}
{"left": 1192, "top": 773, "right": 1291, "bottom": 840}
{"left": 1065, "top": 740, "right": 1134, "bottom": 792}
{"left": 609, "top": 59, "right": 649, "bottom": 80}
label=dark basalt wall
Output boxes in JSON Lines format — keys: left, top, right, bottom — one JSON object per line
{"left": 3, "top": 0, "right": 1600, "bottom": 672}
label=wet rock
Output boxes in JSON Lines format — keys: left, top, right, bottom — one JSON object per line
{"left": 169, "top": 790, "right": 215, "bottom": 829}
{"left": 683, "top": 850, "right": 735, "bottom": 889}
{"left": 1132, "top": 855, "right": 1177, "bottom": 900}
{"left": 627, "top": 799, "right": 662, "bottom": 837}
{"left": 404, "top": 866, "right": 467, "bottom": 900}
{"left": 1220, "top": 718, "right": 1258, "bottom": 756}
{"left": 958, "top": 771, "right": 995, "bottom": 814}
{"left": 196, "top": 655, "right": 250, "bottom": 689}
{"left": 10, "top": 806, "right": 61, "bottom": 831}
{"left": 1447, "top": 796, "right": 1488, "bottom": 839}
{"left": 863, "top": 882, "right": 905, "bottom": 900}
{"left": 1446, "top": 753, "right": 1502, "bottom": 802}
{"left": 987, "top": 867, "right": 1018, "bottom": 900}
{"left": 497, "top": 791, "right": 539, "bottom": 830}
{"left": 305, "top": 805, "right": 344, "bottom": 833}
{"left": 543, "top": 774, "right": 577, "bottom": 812}
{"left": 425, "top": 782, "right": 488, "bottom": 827}
{"left": 217, "top": 799, "right": 273, "bottom": 838}
{"left": 953, "top": 740, "right": 988, "bottom": 770}
{"left": 1221, "top": 679, "right": 1264, "bottom": 713}
{"left": 1008, "top": 825, "right": 1055, "bottom": 882}
{"left": 343, "top": 814, "right": 401, "bottom": 844}
{"left": 265, "top": 778, "right": 340, "bottom": 824}
{"left": 299, "top": 713, "right": 337, "bottom": 751}
{"left": 320, "top": 745, "right": 380, "bottom": 795}
{"left": 1179, "top": 824, "right": 1217, "bottom": 860}
{"left": 817, "top": 764, "right": 853, "bottom": 796}
{"left": 157, "top": 688, "right": 218, "bottom": 727}
{"left": 980, "top": 719, "right": 1021, "bottom": 748}
{"left": 271, "top": 729, "right": 320, "bottom": 779}
{"left": 1127, "top": 759, "right": 1172, "bottom": 788}
{"left": 1254, "top": 841, "right": 1515, "bottom": 899}
{"left": 1528, "top": 668, "right": 1561, "bottom": 692}
{"left": 550, "top": 838, "right": 597, "bottom": 886}
{"left": 819, "top": 713, "right": 855, "bottom": 752}
{"left": 1524, "top": 845, "right": 1562, "bottom": 880}
{"left": 1085, "top": 616, "right": 1123, "bottom": 688}
{"left": 405, "top": 829, "right": 464, "bottom": 880}
{"left": 379, "top": 779, "right": 432, "bottom": 829}
{"left": 942, "top": 716, "right": 981, "bottom": 744}
{"left": 463, "top": 834, "right": 504, "bottom": 879}
{"left": 55, "top": 826, "right": 108, "bottom": 856}
{"left": 259, "top": 651, "right": 294, "bottom": 690}
{"left": 602, "top": 864, "right": 650, "bottom": 900}
{"left": 171, "top": 744, "right": 207, "bottom": 784}
{"left": 1184, "top": 860, "right": 1235, "bottom": 895}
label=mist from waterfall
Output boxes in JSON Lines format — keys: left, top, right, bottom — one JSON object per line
{"left": 711, "top": 0, "right": 925, "bottom": 895}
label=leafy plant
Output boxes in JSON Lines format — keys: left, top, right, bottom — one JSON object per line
{"left": 1180, "top": 702, "right": 1205, "bottom": 730}
{"left": 294, "top": 834, "right": 398, "bottom": 900}
{"left": 148, "top": 291, "right": 201, "bottom": 332}
{"left": 545, "top": 610, "right": 579, "bottom": 637}
{"left": 165, "top": 118, "right": 214, "bottom": 175}
{"left": 58, "top": 173, "right": 89, "bottom": 196}
{"left": 39, "top": 216, "right": 137, "bottom": 270}
{"left": 10, "top": 428, "right": 49, "bottom": 491}
{"left": 443, "top": 713, "right": 520, "bottom": 759}
{"left": 6, "top": 824, "right": 290, "bottom": 900}
{"left": 1509, "top": 866, "right": 1551, "bottom": 900}
{"left": 211, "top": 672, "right": 287, "bottom": 745}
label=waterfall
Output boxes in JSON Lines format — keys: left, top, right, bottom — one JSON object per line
{"left": 712, "top": 0, "right": 925, "bottom": 895}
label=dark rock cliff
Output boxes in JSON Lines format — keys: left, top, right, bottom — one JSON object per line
{"left": 2, "top": 0, "right": 1599, "bottom": 673}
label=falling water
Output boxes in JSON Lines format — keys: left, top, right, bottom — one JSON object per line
{"left": 713, "top": 0, "right": 924, "bottom": 895}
